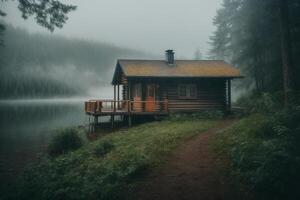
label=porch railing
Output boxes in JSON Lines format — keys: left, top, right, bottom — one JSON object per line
{"left": 85, "top": 99, "right": 168, "bottom": 114}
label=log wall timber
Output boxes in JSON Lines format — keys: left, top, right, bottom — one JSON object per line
{"left": 160, "top": 79, "right": 226, "bottom": 111}
{"left": 127, "top": 78, "right": 227, "bottom": 112}
{"left": 121, "top": 74, "right": 128, "bottom": 102}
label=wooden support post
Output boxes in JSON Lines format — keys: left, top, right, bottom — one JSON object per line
{"left": 128, "top": 81, "right": 131, "bottom": 101}
{"left": 113, "top": 85, "right": 116, "bottom": 112}
{"left": 227, "top": 79, "right": 231, "bottom": 111}
{"left": 117, "top": 84, "right": 120, "bottom": 109}
{"left": 128, "top": 81, "right": 131, "bottom": 113}
{"left": 111, "top": 115, "right": 115, "bottom": 128}
{"left": 94, "top": 116, "right": 98, "bottom": 132}
{"left": 128, "top": 115, "right": 132, "bottom": 127}
{"left": 94, "top": 116, "right": 98, "bottom": 125}
{"left": 88, "top": 115, "right": 91, "bottom": 133}
{"left": 126, "top": 81, "right": 132, "bottom": 127}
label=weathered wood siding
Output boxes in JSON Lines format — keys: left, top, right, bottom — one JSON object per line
{"left": 123, "top": 77, "right": 227, "bottom": 112}
{"left": 160, "top": 79, "right": 227, "bottom": 112}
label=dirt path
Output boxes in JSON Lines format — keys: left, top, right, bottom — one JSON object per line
{"left": 134, "top": 119, "right": 236, "bottom": 200}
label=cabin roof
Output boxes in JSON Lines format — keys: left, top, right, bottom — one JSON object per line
{"left": 112, "top": 59, "right": 242, "bottom": 84}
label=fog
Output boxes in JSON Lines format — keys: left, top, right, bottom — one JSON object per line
{"left": 2, "top": 0, "right": 222, "bottom": 58}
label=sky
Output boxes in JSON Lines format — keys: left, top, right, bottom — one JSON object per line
{"left": 2, "top": 0, "right": 222, "bottom": 59}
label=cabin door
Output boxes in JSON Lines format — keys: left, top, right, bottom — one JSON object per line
{"left": 132, "top": 83, "right": 142, "bottom": 112}
{"left": 146, "top": 84, "right": 156, "bottom": 112}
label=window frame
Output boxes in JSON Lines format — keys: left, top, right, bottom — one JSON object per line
{"left": 132, "top": 83, "right": 142, "bottom": 98}
{"left": 178, "top": 84, "right": 197, "bottom": 99}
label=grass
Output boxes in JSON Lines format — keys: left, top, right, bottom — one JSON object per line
{"left": 214, "top": 108, "right": 300, "bottom": 200}
{"left": 13, "top": 116, "right": 217, "bottom": 200}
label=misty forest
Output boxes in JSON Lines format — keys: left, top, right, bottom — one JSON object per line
{"left": 0, "top": 0, "right": 300, "bottom": 200}
{"left": 0, "top": 25, "right": 147, "bottom": 98}
{"left": 210, "top": 0, "right": 300, "bottom": 97}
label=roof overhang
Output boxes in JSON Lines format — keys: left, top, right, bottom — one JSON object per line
{"left": 112, "top": 59, "right": 244, "bottom": 85}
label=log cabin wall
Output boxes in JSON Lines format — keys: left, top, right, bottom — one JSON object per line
{"left": 127, "top": 77, "right": 227, "bottom": 112}
{"left": 159, "top": 78, "right": 227, "bottom": 112}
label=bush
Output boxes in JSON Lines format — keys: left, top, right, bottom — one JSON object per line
{"left": 169, "top": 110, "right": 224, "bottom": 121}
{"left": 216, "top": 106, "right": 300, "bottom": 200}
{"left": 94, "top": 140, "right": 114, "bottom": 156}
{"left": 236, "top": 92, "right": 282, "bottom": 114}
{"left": 191, "top": 110, "right": 224, "bottom": 119}
{"left": 48, "top": 128, "right": 83, "bottom": 157}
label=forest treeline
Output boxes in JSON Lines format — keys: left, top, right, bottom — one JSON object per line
{"left": 210, "top": 0, "right": 300, "bottom": 96}
{"left": 210, "top": 1, "right": 300, "bottom": 199}
{"left": 0, "top": 24, "right": 147, "bottom": 99}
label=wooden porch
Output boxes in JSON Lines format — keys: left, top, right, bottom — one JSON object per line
{"left": 84, "top": 99, "right": 169, "bottom": 116}
{"left": 85, "top": 99, "right": 169, "bottom": 129}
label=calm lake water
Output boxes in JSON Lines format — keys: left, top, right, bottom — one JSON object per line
{"left": 0, "top": 99, "right": 90, "bottom": 180}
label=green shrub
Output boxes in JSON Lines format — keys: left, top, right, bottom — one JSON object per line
{"left": 216, "top": 106, "right": 300, "bottom": 200}
{"left": 191, "top": 110, "right": 224, "bottom": 119}
{"left": 169, "top": 110, "right": 224, "bottom": 121}
{"left": 236, "top": 91, "right": 282, "bottom": 114}
{"left": 94, "top": 140, "right": 114, "bottom": 156}
{"left": 48, "top": 128, "right": 83, "bottom": 157}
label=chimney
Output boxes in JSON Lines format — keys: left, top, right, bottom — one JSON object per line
{"left": 165, "top": 49, "right": 175, "bottom": 65}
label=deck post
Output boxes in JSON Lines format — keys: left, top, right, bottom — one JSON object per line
{"left": 111, "top": 115, "right": 115, "bottom": 128}
{"left": 117, "top": 84, "right": 120, "bottom": 109}
{"left": 113, "top": 85, "right": 116, "bottom": 112}
{"left": 94, "top": 116, "right": 98, "bottom": 125}
{"left": 93, "top": 116, "right": 98, "bottom": 132}
{"left": 227, "top": 79, "right": 231, "bottom": 111}
{"left": 88, "top": 115, "right": 91, "bottom": 133}
{"left": 128, "top": 115, "right": 132, "bottom": 127}
{"left": 128, "top": 81, "right": 131, "bottom": 102}
{"left": 128, "top": 79, "right": 132, "bottom": 126}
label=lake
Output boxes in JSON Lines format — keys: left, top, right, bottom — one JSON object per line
{"left": 0, "top": 99, "right": 90, "bottom": 180}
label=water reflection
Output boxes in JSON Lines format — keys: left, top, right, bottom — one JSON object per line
{"left": 0, "top": 99, "right": 88, "bottom": 179}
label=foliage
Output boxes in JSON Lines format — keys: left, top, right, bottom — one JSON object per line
{"left": 210, "top": 0, "right": 300, "bottom": 93}
{"left": 215, "top": 107, "right": 300, "bottom": 199}
{"left": 94, "top": 139, "right": 115, "bottom": 157}
{"left": 48, "top": 128, "right": 83, "bottom": 157}
{"left": 13, "top": 118, "right": 217, "bottom": 200}
{"left": 17, "top": 0, "right": 76, "bottom": 32}
{"left": 169, "top": 110, "right": 224, "bottom": 121}
{"left": 235, "top": 91, "right": 283, "bottom": 114}
{"left": 1, "top": 0, "right": 76, "bottom": 47}
{"left": 1, "top": 0, "right": 76, "bottom": 31}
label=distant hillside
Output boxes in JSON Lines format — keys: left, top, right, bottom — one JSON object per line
{"left": 0, "top": 25, "right": 149, "bottom": 99}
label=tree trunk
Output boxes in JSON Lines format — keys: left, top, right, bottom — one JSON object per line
{"left": 279, "top": 0, "right": 294, "bottom": 105}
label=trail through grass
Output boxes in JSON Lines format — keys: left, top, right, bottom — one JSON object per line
{"left": 13, "top": 117, "right": 217, "bottom": 200}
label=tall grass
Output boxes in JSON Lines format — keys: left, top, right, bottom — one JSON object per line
{"left": 14, "top": 117, "right": 217, "bottom": 200}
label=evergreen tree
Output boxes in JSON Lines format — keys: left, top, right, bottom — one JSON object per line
{"left": 209, "top": 0, "right": 300, "bottom": 100}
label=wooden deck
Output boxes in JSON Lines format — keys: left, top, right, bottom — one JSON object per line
{"left": 84, "top": 99, "right": 169, "bottom": 116}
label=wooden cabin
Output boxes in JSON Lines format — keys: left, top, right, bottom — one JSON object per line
{"left": 85, "top": 50, "right": 242, "bottom": 126}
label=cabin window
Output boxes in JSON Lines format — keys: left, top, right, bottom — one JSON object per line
{"left": 178, "top": 84, "right": 197, "bottom": 99}
{"left": 132, "top": 83, "right": 142, "bottom": 97}
{"left": 179, "top": 85, "right": 187, "bottom": 97}
{"left": 147, "top": 85, "right": 155, "bottom": 97}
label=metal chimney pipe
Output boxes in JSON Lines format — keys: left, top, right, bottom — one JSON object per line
{"left": 165, "top": 49, "right": 174, "bottom": 65}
